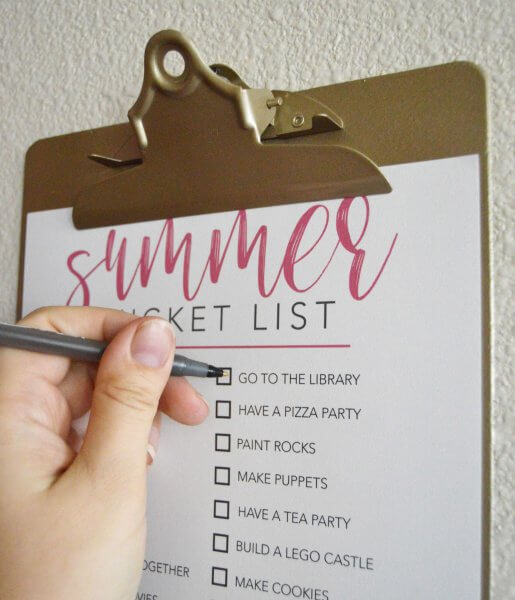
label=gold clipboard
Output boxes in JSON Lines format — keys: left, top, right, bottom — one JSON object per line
{"left": 17, "top": 29, "right": 490, "bottom": 597}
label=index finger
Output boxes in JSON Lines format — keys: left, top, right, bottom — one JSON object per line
{"left": 1, "top": 306, "right": 207, "bottom": 429}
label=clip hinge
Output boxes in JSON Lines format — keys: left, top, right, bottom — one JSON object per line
{"left": 211, "top": 64, "right": 343, "bottom": 140}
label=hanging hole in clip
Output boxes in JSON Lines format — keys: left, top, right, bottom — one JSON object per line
{"left": 163, "top": 50, "right": 186, "bottom": 78}
{"left": 148, "top": 34, "right": 201, "bottom": 96}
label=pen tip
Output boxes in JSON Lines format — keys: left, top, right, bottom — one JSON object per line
{"left": 207, "top": 365, "right": 226, "bottom": 378}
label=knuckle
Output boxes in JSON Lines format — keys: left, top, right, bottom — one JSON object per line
{"left": 20, "top": 305, "right": 55, "bottom": 324}
{"left": 97, "top": 375, "right": 158, "bottom": 413}
{"left": 19, "top": 305, "right": 67, "bottom": 332}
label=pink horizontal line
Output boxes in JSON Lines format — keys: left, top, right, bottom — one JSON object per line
{"left": 176, "top": 344, "right": 351, "bottom": 349}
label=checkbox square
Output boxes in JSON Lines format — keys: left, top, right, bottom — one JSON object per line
{"left": 215, "top": 433, "right": 231, "bottom": 452}
{"left": 211, "top": 566, "right": 228, "bottom": 587}
{"left": 216, "top": 367, "right": 232, "bottom": 386}
{"left": 214, "top": 466, "right": 231, "bottom": 485}
{"left": 213, "top": 500, "right": 230, "bottom": 519}
{"left": 212, "top": 533, "right": 229, "bottom": 553}
{"left": 215, "top": 400, "right": 232, "bottom": 419}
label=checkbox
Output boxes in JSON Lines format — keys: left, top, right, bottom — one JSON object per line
{"left": 213, "top": 500, "right": 230, "bottom": 519}
{"left": 216, "top": 400, "right": 232, "bottom": 419}
{"left": 211, "top": 566, "right": 228, "bottom": 587}
{"left": 214, "top": 466, "right": 231, "bottom": 485}
{"left": 215, "top": 433, "right": 231, "bottom": 452}
{"left": 212, "top": 533, "right": 229, "bottom": 553}
{"left": 216, "top": 367, "right": 232, "bottom": 386}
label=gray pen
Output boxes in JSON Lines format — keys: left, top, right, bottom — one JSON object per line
{"left": 0, "top": 322, "right": 225, "bottom": 378}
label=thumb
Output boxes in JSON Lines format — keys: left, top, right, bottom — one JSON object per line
{"left": 78, "top": 317, "right": 175, "bottom": 481}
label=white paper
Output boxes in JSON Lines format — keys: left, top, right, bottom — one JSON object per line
{"left": 23, "top": 155, "right": 483, "bottom": 599}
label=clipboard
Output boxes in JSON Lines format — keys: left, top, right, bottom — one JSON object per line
{"left": 17, "top": 29, "right": 490, "bottom": 597}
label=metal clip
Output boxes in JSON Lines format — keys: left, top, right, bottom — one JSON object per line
{"left": 75, "top": 30, "right": 389, "bottom": 230}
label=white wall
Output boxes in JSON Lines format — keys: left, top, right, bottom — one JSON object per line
{"left": 0, "top": 0, "right": 513, "bottom": 596}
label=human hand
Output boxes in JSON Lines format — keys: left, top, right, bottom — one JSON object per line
{"left": 0, "top": 306, "right": 208, "bottom": 600}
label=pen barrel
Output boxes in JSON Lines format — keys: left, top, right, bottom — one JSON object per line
{"left": 0, "top": 323, "right": 212, "bottom": 378}
{"left": 0, "top": 323, "right": 106, "bottom": 362}
{"left": 171, "top": 354, "right": 209, "bottom": 378}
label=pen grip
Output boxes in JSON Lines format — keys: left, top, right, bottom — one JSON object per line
{"left": 171, "top": 354, "right": 208, "bottom": 377}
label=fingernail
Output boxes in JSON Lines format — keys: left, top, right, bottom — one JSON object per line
{"left": 147, "top": 415, "right": 160, "bottom": 466}
{"left": 131, "top": 319, "right": 174, "bottom": 368}
{"left": 68, "top": 427, "right": 84, "bottom": 453}
{"left": 146, "top": 443, "right": 157, "bottom": 465}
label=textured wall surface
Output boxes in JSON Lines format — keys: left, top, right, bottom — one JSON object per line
{"left": 0, "top": 0, "right": 513, "bottom": 595}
